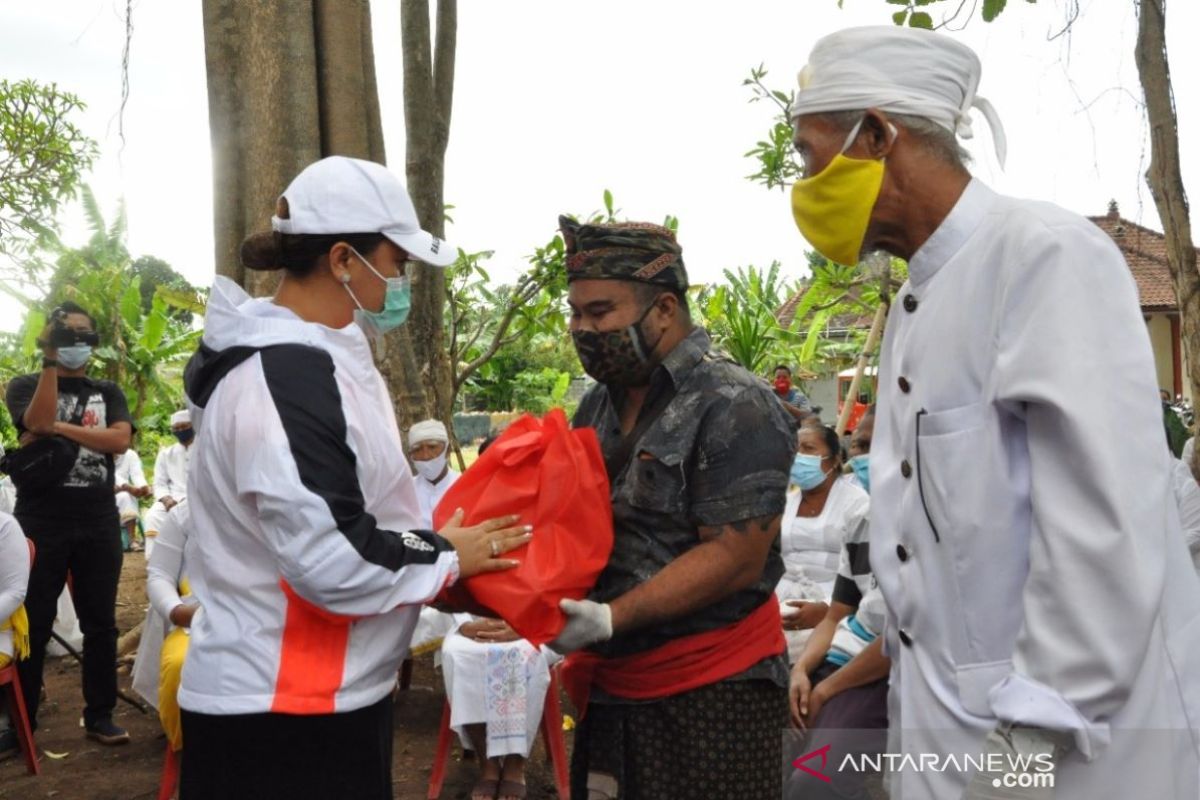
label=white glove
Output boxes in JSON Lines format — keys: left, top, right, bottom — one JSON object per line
{"left": 962, "top": 726, "right": 1065, "bottom": 800}
{"left": 548, "top": 598, "right": 613, "bottom": 654}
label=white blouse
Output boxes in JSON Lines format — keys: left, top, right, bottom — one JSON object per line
{"left": 776, "top": 476, "right": 870, "bottom": 602}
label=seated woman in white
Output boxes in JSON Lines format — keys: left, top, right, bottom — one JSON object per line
{"left": 0, "top": 511, "right": 31, "bottom": 759}
{"left": 132, "top": 499, "right": 197, "bottom": 752}
{"left": 441, "top": 617, "right": 557, "bottom": 800}
{"left": 777, "top": 423, "right": 870, "bottom": 663}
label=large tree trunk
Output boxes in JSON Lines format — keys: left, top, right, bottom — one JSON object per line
{"left": 401, "top": 0, "right": 457, "bottom": 425}
{"left": 201, "top": 0, "right": 431, "bottom": 426}
{"left": 1135, "top": 0, "right": 1200, "bottom": 476}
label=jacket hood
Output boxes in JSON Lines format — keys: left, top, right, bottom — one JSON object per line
{"left": 184, "top": 276, "right": 374, "bottom": 415}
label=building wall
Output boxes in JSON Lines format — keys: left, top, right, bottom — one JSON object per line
{"left": 1145, "top": 314, "right": 1191, "bottom": 402}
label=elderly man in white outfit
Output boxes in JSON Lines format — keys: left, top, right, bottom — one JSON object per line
{"left": 405, "top": 419, "right": 469, "bottom": 659}
{"left": 787, "top": 25, "right": 1200, "bottom": 799}
{"left": 143, "top": 410, "right": 192, "bottom": 558}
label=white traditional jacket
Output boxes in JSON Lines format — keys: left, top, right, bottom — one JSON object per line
{"left": 871, "top": 179, "right": 1200, "bottom": 798}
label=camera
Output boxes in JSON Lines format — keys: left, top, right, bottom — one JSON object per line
{"left": 40, "top": 307, "right": 100, "bottom": 349}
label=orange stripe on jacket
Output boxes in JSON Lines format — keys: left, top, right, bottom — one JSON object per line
{"left": 271, "top": 581, "right": 354, "bottom": 714}
{"left": 562, "top": 598, "right": 786, "bottom": 718}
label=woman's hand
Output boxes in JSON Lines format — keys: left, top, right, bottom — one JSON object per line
{"left": 782, "top": 600, "right": 829, "bottom": 630}
{"left": 459, "top": 618, "right": 521, "bottom": 643}
{"left": 437, "top": 509, "right": 532, "bottom": 579}
{"left": 789, "top": 666, "right": 813, "bottom": 729}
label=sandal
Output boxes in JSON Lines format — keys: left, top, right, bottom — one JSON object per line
{"left": 470, "top": 778, "right": 499, "bottom": 800}
{"left": 496, "top": 780, "right": 527, "bottom": 800}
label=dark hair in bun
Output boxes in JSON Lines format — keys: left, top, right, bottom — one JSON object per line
{"left": 240, "top": 196, "right": 388, "bottom": 276}
{"left": 240, "top": 231, "right": 389, "bottom": 276}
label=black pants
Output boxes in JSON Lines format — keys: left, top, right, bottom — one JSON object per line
{"left": 180, "top": 696, "right": 394, "bottom": 800}
{"left": 16, "top": 511, "right": 123, "bottom": 728}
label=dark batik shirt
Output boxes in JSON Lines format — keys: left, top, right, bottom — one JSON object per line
{"left": 573, "top": 327, "right": 796, "bottom": 687}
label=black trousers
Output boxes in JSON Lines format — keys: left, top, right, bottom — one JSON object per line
{"left": 180, "top": 696, "right": 395, "bottom": 800}
{"left": 16, "top": 511, "right": 123, "bottom": 728}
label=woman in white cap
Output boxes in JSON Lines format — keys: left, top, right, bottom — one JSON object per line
{"left": 143, "top": 410, "right": 193, "bottom": 558}
{"left": 176, "top": 156, "right": 531, "bottom": 800}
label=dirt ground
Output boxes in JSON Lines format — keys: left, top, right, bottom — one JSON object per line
{"left": 0, "top": 553, "right": 570, "bottom": 800}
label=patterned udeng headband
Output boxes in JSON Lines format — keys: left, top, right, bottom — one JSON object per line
{"left": 558, "top": 216, "right": 688, "bottom": 291}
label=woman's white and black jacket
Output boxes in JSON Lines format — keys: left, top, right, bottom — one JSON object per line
{"left": 177, "top": 277, "right": 459, "bottom": 716}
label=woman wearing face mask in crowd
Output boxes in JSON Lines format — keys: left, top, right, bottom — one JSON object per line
{"left": 776, "top": 424, "right": 870, "bottom": 663}
{"left": 176, "top": 156, "right": 532, "bottom": 800}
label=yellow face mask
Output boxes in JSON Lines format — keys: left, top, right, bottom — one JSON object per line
{"left": 790, "top": 117, "right": 888, "bottom": 266}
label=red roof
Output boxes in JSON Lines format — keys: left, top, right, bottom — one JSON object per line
{"left": 1088, "top": 202, "right": 1185, "bottom": 313}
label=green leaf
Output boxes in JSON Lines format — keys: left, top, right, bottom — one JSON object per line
{"left": 982, "top": 0, "right": 1007, "bottom": 22}
{"left": 119, "top": 278, "right": 142, "bottom": 330}
{"left": 21, "top": 309, "right": 46, "bottom": 357}
{"left": 603, "top": 189, "right": 614, "bottom": 218}
{"left": 909, "top": 11, "right": 933, "bottom": 28}
{"left": 892, "top": 10, "right": 909, "bottom": 25}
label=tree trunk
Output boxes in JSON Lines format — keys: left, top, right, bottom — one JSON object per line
{"left": 401, "top": 0, "right": 457, "bottom": 428}
{"left": 201, "top": 0, "right": 430, "bottom": 427}
{"left": 1134, "top": 0, "right": 1200, "bottom": 476}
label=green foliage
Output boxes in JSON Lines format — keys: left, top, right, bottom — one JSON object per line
{"left": 742, "top": 66, "right": 801, "bottom": 191}
{"left": 874, "top": 0, "right": 1035, "bottom": 28}
{"left": 0, "top": 79, "right": 96, "bottom": 259}
{"left": 0, "top": 189, "right": 205, "bottom": 467}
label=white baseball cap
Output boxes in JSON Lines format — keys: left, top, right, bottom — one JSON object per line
{"left": 271, "top": 156, "right": 455, "bottom": 267}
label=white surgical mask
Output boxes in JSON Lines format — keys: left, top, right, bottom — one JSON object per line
{"left": 57, "top": 344, "right": 93, "bottom": 370}
{"left": 414, "top": 452, "right": 448, "bottom": 482}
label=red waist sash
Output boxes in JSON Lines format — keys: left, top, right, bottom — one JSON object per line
{"left": 561, "top": 599, "right": 786, "bottom": 718}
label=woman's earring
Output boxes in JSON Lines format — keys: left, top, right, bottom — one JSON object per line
{"left": 339, "top": 273, "right": 351, "bottom": 284}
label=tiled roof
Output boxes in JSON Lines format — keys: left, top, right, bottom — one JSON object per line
{"left": 1088, "top": 203, "right": 1186, "bottom": 312}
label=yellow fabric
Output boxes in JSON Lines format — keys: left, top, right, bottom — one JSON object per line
{"left": 0, "top": 652, "right": 10, "bottom": 669}
{"left": 790, "top": 152, "right": 885, "bottom": 266}
{"left": 179, "top": 576, "right": 191, "bottom": 598}
{"left": 0, "top": 605, "right": 29, "bottom": 661}
{"left": 159, "top": 626, "right": 190, "bottom": 752}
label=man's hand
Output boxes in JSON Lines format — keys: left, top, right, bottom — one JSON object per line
{"left": 459, "top": 618, "right": 521, "bottom": 643}
{"left": 135, "top": 485, "right": 153, "bottom": 498}
{"left": 161, "top": 496, "right": 178, "bottom": 511}
{"left": 169, "top": 604, "right": 198, "bottom": 629}
{"left": 548, "top": 598, "right": 612, "bottom": 654}
{"left": 962, "top": 726, "right": 1064, "bottom": 799}
{"left": 782, "top": 600, "right": 829, "bottom": 631}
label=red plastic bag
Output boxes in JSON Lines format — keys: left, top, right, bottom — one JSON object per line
{"left": 432, "top": 409, "right": 613, "bottom": 646}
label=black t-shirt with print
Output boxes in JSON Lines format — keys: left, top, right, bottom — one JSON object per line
{"left": 5, "top": 374, "right": 133, "bottom": 521}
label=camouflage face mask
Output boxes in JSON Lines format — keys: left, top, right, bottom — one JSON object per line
{"left": 571, "top": 301, "right": 663, "bottom": 387}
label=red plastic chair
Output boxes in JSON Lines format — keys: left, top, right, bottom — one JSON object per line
{"left": 157, "top": 743, "right": 179, "bottom": 800}
{"left": 0, "top": 539, "right": 40, "bottom": 776}
{"left": 427, "top": 662, "right": 570, "bottom": 799}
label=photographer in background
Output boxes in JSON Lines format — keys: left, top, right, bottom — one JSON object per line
{"left": 2, "top": 301, "right": 134, "bottom": 745}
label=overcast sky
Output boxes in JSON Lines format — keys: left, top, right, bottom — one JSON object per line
{"left": 2, "top": 0, "right": 1198, "bottom": 332}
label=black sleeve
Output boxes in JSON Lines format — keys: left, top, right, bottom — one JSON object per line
{"left": 259, "top": 344, "right": 454, "bottom": 571}
{"left": 99, "top": 381, "right": 133, "bottom": 429}
{"left": 832, "top": 574, "right": 864, "bottom": 608}
{"left": 4, "top": 374, "right": 38, "bottom": 434}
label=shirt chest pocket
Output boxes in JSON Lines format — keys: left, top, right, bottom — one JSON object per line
{"left": 624, "top": 444, "right": 688, "bottom": 515}
{"left": 916, "top": 401, "right": 1028, "bottom": 663}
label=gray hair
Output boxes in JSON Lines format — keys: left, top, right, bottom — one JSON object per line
{"left": 819, "top": 110, "right": 971, "bottom": 168}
